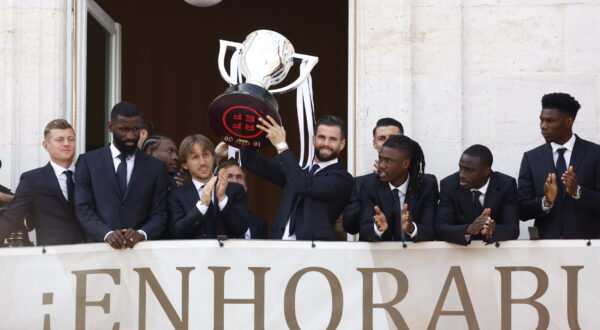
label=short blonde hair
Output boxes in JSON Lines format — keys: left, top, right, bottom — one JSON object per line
{"left": 44, "top": 119, "right": 73, "bottom": 140}
{"left": 178, "top": 134, "right": 215, "bottom": 164}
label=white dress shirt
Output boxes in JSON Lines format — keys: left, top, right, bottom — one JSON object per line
{"left": 104, "top": 144, "right": 144, "bottom": 241}
{"left": 110, "top": 143, "right": 135, "bottom": 184}
{"left": 49, "top": 161, "right": 75, "bottom": 201}
{"left": 191, "top": 178, "right": 228, "bottom": 215}
{"left": 465, "top": 177, "right": 490, "bottom": 242}
{"left": 543, "top": 134, "right": 579, "bottom": 211}
{"left": 374, "top": 175, "right": 418, "bottom": 239}
{"left": 282, "top": 158, "right": 339, "bottom": 240}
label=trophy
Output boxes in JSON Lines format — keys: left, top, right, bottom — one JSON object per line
{"left": 208, "top": 30, "right": 318, "bottom": 150}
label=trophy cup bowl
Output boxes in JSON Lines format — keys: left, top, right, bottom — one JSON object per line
{"left": 208, "top": 30, "right": 318, "bottom": 150}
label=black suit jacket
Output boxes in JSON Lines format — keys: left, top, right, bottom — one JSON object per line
{"left": 241, "top": 149, "right": 353, "bottom": 240}
{"left": 169, "top": 181, "right": 249, "bottom": 239}
{"left": 0, "top": 163, "right": 83, "bottom": 245}
{"left": 75, "top": 146, "right": 169, "bottom": 242}
{"left": 359, "top": 174, "right": 438, "bottom": 242}
{"left": 436, "top": 171, "right": 520, "bottom": 245}
{"left": 518, "top": 136, "right": 600, "bottom": 239}
{"left": 247, "top": 211, "right": 268, "bottom": 239}
{"left": 342, "top": 172, "right": 375, "bottom": 236}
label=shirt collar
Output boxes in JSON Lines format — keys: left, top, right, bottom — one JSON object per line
{"left": 49, "top": 160, "right": 75, "bottom": 176}
{"left": 550, "top": 134, "right": 576, "bottom": 153}
{"left": 311, "top": 158, "right": 338, "bottom": 172}
{"left": 471, "top": 177, "right": 490, "bottom": 195}
{"left": 110, "top": 143, "right": 135, "bottom": 160}
{"left": 191, "top": 178, "right": 210, "bottom": 191}
{"left": 388, "top": 173, "right": 410, "bottom": 195}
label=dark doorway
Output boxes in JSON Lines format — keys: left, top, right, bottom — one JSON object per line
{"left": 93, "top": 0, "right": 349, "bottom": 229}
{"left": 85, "top": 13, "right": 111, "bottom": 152}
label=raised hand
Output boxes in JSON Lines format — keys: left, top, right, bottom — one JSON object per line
{"left": 215, "top": 169, "right": 228, "bottom": 202}
{"left": 201, "top": 176, "right": 218, "bottom": 206}
{"left": 256, "top": 115, "right": 287, "bottom": 151}
{"left": 215, "top": 141, "right": 229, "bottom": 162}
{"left": 400, "top": 203, "right": 415, "bottom": 234}
{"left": 562, "top": 166, "right": 578, "bottom": 196}
{"left": 544, "top": 173, "right": 558, "bottom": 205}
{"left": 373, "top": 205, "right": 388, "bottom": 233}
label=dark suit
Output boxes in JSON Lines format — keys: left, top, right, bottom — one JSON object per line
{"left": 436, "top": 171, "right": 520, "bottom": 245}
{"left": 359, "top": 174, "right": 438, "bottom": 242}
{"left": 247, "top": 211, "right": 268, "bottom": 239}
{"left": 0, "top": 163, "right": 83, "bottom": 245}
{"left": 518, "top": 136, "right": 600, "bottom": 239}
{"left": 75, "top": 146, "right": 169, "bottom": 242}
{"left": 342, "top": 173, "right": 375, "bottom": 236}
{"left": 169, "top": 181, "right": 249, "bottom": 239}
{"left": 241, "top": 149, "right": 353, "bottom": 240}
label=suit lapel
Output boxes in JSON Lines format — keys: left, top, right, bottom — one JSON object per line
{"left": 539, "top": 143, "right": 556, "bottom": 177}
{"left": 569, "top": 135, "right": 586, "bottom": 171}
{"left": 42, "top": 163, "right": 70, "bottom": 207}
{"left": 376, "top": 182, "right": 396, "bottom": 235}
{"left": 457, "top": 187, "right": 474, "bottom": 223}
{"left": 124, "top": 149, "right": 146, "bottom": 201}
{"left": 482, "top": 173, "right": 499, "bottom": 210}
{"left": 102, "top": 146, "right": 122, "bottom": 198}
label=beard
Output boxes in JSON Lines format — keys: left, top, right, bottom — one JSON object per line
{"left": 314, "top": 146, "right": 340, "bottom": 162}
{"left": 113, "top": 134, "right": 138, "bottom": 155}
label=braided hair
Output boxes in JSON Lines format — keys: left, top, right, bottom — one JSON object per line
{"left": 382, "top": 135, "right": 426, "bottom": 197}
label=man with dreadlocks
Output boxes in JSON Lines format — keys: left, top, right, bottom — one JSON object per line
{"left": 436, "top": 144, "right": 519, "bottom": 245}
{"left": 358, "top": 135, "right": 438, "bottom": 242}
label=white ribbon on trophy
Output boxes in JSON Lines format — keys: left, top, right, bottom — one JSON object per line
{"left": 227, "top": 49, "right": 243, "bottom": 161}
{"left": 295, "top": 60, "right": 316, "bottom": 168}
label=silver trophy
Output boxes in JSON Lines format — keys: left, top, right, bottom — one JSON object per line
{"left": 208, "top": 30, "right": 318, "bottom": 150}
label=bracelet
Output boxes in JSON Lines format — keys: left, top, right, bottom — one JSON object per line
{"left": 275, "top": 142, "right": 288, "bottom": 151}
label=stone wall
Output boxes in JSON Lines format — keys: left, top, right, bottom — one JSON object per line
{"left": 354, "top": 0, "right": 600, "bottom": 183}
{"left": 0, "top": 0, "right": 69, "bottom": 189}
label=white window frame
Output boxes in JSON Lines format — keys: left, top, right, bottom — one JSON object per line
{"left": 68, "top": 0, "right": 121, "bottom": 155}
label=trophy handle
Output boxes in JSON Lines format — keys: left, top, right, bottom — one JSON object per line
{"left": 269, "top": 54, "right": 319, "bottom": 95}
{"left": 218, "top": 39, "right": 243, "bottom": 86}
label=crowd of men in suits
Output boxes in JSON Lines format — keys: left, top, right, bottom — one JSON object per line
{"left": 0, "top": 92, "right": 599, "bottom": 248}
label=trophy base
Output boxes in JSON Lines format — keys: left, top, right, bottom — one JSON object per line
{"left": 208, "top": 83, "right": 282, "bottom": 150}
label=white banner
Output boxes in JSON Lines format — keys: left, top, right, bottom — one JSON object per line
{"left": 0, "top": 239, "right": 597, "bottom": 329}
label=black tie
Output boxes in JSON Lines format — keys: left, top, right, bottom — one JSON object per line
{"left": 64, "top": 170, "right": 75, "bottom": 211}
{"left": 472, "top": 190, "right": 483, "bottom": 218}
{"left": 288, "top": 164, "right": 319, "bottom": 236}
{"left": 116, "top": 154, "right": 128, "bottom": 196}
{"left": 392, "top": 188, "right": 404, "bottom": 241}
{"left": 308, "top": 164, "right": 319, "bottom": 176}
{"left": 555, "top": 148, "right": 567, "bottom": 191}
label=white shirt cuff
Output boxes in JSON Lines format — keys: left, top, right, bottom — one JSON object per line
{"left": 406, "top": 222, "right": 418, "bottom": 238}
{"left": 218, "top": 196, "right": 228, "bottom": 211}
{"left": 196, "top": 201, "right": 209, "bottom": 215}
{"left": 465, "top": 234, "right": 471, "bottom": 242}
{"left": 373, "top": 223, "right": 384, "bottom": 238}
{"left": 137, "top": 230, "right": 147, "bottom": 240}
{"left": 104, "top": 231, "right": 114, "bottom": 242}
{"left": 572, "top": 185, "right": 581, "bottom": 200}
{"left": 541, "top": 196, "right": 553, "bottom": 213}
